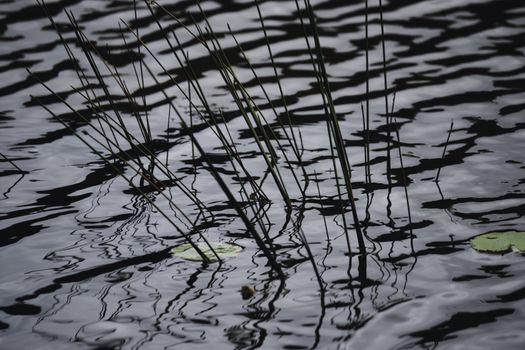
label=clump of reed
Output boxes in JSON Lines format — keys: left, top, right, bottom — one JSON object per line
{"left": 32, "top": 0, "right": 413, "bottom": 287}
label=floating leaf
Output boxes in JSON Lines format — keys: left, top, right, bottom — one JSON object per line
{"left": 240, "top": 285, "right": 256, "bottom": 300}
{"left": 170, "top": 242, "right": 243, "bottom": 262}
{"left": 470, "top": 231, "right": 525, "bottom": 253}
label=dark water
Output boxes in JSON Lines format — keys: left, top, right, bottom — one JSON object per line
{"left": 1, "top": 0, "right": 525, "bottom": 349}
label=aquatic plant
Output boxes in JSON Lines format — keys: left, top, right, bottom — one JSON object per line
{"left": 32, "top": 0, "right": 413, "bottom": 289}
{"left": 471, "top": 231, "right": 525, "bottom": 253}
{"left": 171, "top": 242, "right": 243, "bottom": 262}
{"left": 3, "top": 0, "right": 523, "bottom": 347}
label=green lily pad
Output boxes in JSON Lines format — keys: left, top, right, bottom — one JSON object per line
{"left": 170, "top": 242, "right": 243, "bottom": 262}
{"left": 470, "top": 231, "right": 525, "bottom": 254}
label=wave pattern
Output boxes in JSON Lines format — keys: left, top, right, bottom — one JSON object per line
{"left": 1, "top": 0, "right": 525, "bottom": 349}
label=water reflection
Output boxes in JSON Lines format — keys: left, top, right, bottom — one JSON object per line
{"left": 0, "top": 0, "right": 524, "bottom": 349}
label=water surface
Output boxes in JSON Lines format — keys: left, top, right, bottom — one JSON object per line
{"left": 1, "top": 0, "right": 524, "bottom": 349}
